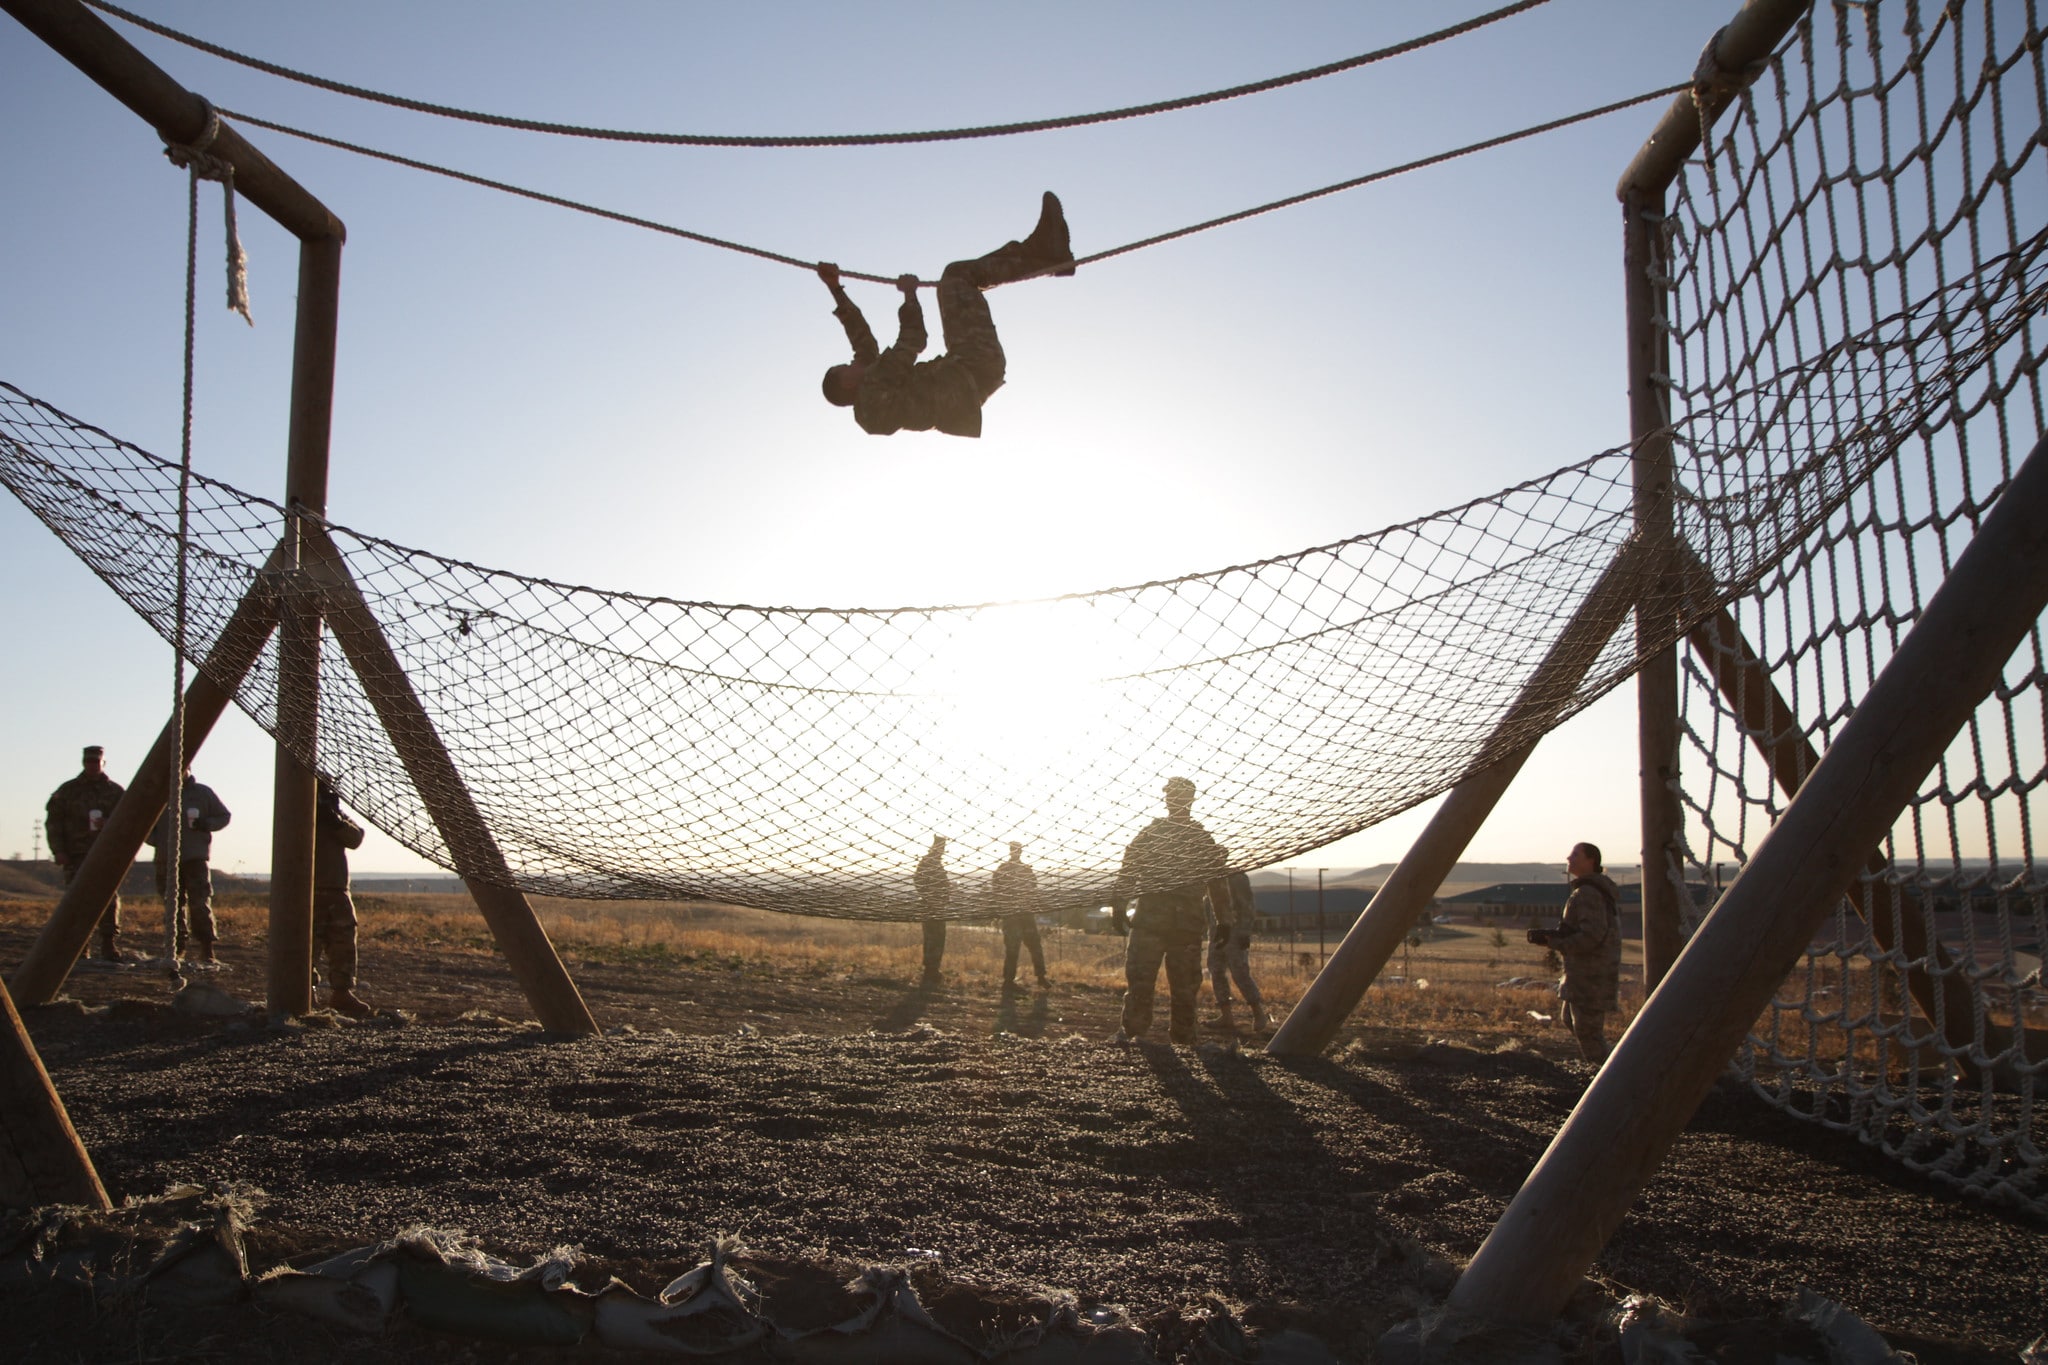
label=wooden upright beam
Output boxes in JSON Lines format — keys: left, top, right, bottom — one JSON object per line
{"left": 300, "top": 531, "right": 599, "bottom": 1036}
{"left": 9, "top": 553, "right": 284, "bottom": 1005}
{"left": 1449, "top": 428, "right": 2048, "bottom": 1324}
{"left": 0, "top": 977, "right": 110, "bottom": 1211}
{"left": 266, "top": 234, "right": 345, "bottom": 1018}
{"left": 1267, "top": 535, "right": 1654, "bottom": 1057}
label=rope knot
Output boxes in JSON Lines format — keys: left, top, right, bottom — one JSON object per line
{"left": 162, "top": 100, "right": 252, "bottom": 326}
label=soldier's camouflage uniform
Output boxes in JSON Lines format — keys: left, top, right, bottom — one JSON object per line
{"left": 1114, "top": 816, "right": 1227, "bottom": 1043}
{"left": 1554, "top": 872, "right": 1623, "bottom": 1062}
{"left": 315, "top": 783, "right": 367, "bottom": 995}
{"left": 146, "top": 777, "right": 231, "bottom": 955}
{"left": 915, "top": 845, "right": 950, "bottom": 983}
{"left": 1205, "top": 869, "right": 1267, "bottom": 1019}
{"left": 45, "top": 768, "right": 126, "bottom": 957}
{"left": 832, "top": 266, "right": 1005, "bottom": 439}
{"left": 990, "top": 854, "right": 1048, "bottom": 986}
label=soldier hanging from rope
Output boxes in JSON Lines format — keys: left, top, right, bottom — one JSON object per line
{"left": 816, "top": 193, "right": 1073, "bottom": 438}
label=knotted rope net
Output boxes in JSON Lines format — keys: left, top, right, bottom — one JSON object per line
{"left": 1662, "top": 0, "right": 2046, "bottom": 1213}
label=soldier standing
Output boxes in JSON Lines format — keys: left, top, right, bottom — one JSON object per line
{"left": 915, "top": 835, "right": 950, "bottom": 986}
{"left": 44, "top": 744, "right": 128, "bottom": 961}
{"left": 145, "top": 766, "right": 231, "bottom": 964}
{"left": 990, "top": 841, "right": 1050, "bottom": 992}
{"left": 1528, "top": 841, "right": 1624, "bottom": 1064}
{"left": 817, "top": 192, "right": 1073, "bottom": 439}
{"left": 1206, "top": 869, "right": 1271, "bottom": 1033}
{"left": 315, "top": 775, "right": 374, "bottom": 1018}
{"left": 1111, "top": 777, "right": 1231, "bottom": 1045}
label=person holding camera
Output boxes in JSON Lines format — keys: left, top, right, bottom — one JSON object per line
{"left": 146, "top": 766, "right": 231, "bottom": 964}
{"left": 1527, "top": 842, "right": 1623, "bottom": 1064}
{"left": 1206, "top": 868, "right": 1270, "bottom": 1033}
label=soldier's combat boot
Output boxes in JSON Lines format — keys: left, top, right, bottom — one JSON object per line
{"left": 1251, "top": 1001, "right": 1272, "bottom": 1032}
{"left": 1216, "top": 999, "right": 1238, "bottom": 1033}
{"left": 1019, "top": 191, "right": 1075, "bottom": 275}
{"left": 192, "top": 941, "right": 218, "bottom": 966}
{"left": 328, "top": 988, "right": 375, "bottom": 1019}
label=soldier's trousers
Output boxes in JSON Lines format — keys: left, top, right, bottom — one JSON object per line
{"left": 937, "top": 259, "right": 1009, "bottom": 402}
{"left": 921, "top": 920, "right": 946, "bottom": 982}
{"left": 1206, "top": 932, "right": 1264, "bottom": 1010}
{"left": 154, "top": 856, "right": 214, "bottom": 952}
{"left": 1000, "top": 913, "right": 1047, "bottom": 984}
{"left": 1121, "top": 923, "right": 1204, "bottom": 1043}
{"left": 61, "top": 861, "right": 121, "bottom": 956}
{"left": 1560, "top": 1002, "right": 1610, "bottom": 1064}
{"left": 313, "top": 887, "right": 360, "bottom": 992}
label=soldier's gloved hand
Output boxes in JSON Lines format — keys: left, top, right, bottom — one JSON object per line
{"left": 1526, "top": 927, "right": 1551, "bottom": 946}
{"left": 897, "top": 273, "right": 920, "bottom": 295}
{"left": 815, "top": 262, "right": 841, "bottom": 287}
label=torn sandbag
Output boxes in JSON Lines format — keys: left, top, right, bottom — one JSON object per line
{"left": 778, "top": 1266, "right": 981, "bottom": 1365}
{"left": 253, "top": 1245, "right": 400, "bottom": 1333}
{"left": 388, "top": 1227, "right": 592, "bottom": 1345}
{"left": 595, "top": 1238, "right": 767, "bottom": 1355}
{"left": 988, "top": 1300, "right": 1154, "bottom": 1364}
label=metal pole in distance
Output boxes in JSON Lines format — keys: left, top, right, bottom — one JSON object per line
{"left": 1449, "top": 430, "right": 2048, "bottom": 1324}
{"left": 1268, "top": 536, "right": 1652, "bottom": 1057}
{"left": 266, "top": 234, "right": 344, "bottom": 1019}
{"left": 1624, "top": 185, "right": 1687, "bottom": 991}
{"left": 300, "top": 533, "right": 600, "bottom": 1036}
{"left": 0, "top": 977, "right": 110, "bottom": 1210}
{"left": 10, "top": 557, "right": 284, "bottom": 1005}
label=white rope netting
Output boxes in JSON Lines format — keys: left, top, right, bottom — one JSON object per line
{"left": 1665, "top": 0, "right": 2047, "bottom": 1213}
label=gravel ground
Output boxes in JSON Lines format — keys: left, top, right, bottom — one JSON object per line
{"left": 3, "top": 919, "right": 2045, "bottom": 1362}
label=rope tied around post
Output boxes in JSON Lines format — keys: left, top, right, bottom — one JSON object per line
{"left": 162, "top": 99, "right": 253, "bottom": 325}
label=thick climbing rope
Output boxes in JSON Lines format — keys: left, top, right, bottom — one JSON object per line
{"left": 220, "top": 83, "right": 1686, "bottom": 289}
{"left": 86, "top": 0, "right": 1551, "bottom": 148}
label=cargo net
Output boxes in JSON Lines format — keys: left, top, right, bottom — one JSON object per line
{"left": 0, "top": 13, "right": 2038, "bottom": 950}
{"left": 1664, "top": 0, "right": 2048, "bottom": 1212}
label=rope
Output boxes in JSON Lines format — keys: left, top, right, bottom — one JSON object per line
{"left": 219, "top": 83, "right": 1686, "bottom": 289}
{"left": 88, "top": 0, "right": 1551, "bottom": 148}
{"left": 162, "top": 98, "right": 253, "bottom": 324}
{"left": 163, "top": 119, "right": 205, "bottom": 980}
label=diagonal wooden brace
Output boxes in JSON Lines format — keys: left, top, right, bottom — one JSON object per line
{"left": 0, "top": 976, "right": 109, "bottom": 1210}
{"left": 8, "top": 544, "right": 287, "bottom": 1005}
{"left": 1449, "top": 428, "right": 2048, "bottom": 1324}
{"left": 297, "top": 529, "right": 599, "bottom": 1036}
{"left": 1676, "top": 549, "right": 2034, "bottom": 1085}
{"left": 1266, "top": 534, "right": 1657, "bottom": 1057}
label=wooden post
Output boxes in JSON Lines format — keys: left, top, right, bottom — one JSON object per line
{"left": 1613, "top": 0, "right": 1815, "bottom": 990}
{"left": 1267, "top": 536, "right": 1653, "bottom": 1057}
{"left": 266, "top": 234, "right": 344, "bottom": 1018}
{"left": 1624, "top": 186, "right": 1687, "bottom": 990}
{"left": 0, "top": 0, "right": 350, "bottom": 1020}
{"left": 1449, "top": 428, "right": 2048, "bottom": 1324}
{"left": 300, "top": 531, "right": 600, "bottom": 1036}
{"left": 0, "top": 977, "right": 110, "bottom": 1211}
{"left": 9, "top": 555, "right": 283, "bottom": 1005}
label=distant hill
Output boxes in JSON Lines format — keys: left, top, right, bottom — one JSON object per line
{"left": 0, "top": 859, "right": 268, "bottom": 899}
{"left": 1249, "top": 862, "right": 1631, "bottom": 891}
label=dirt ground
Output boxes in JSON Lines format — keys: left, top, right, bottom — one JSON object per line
{"left": 3, "top": 907, "right": 2044, "bottom": 1363}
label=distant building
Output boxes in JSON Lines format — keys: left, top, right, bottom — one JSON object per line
{"left": 1250, "top": 886, "right": 1374, "bottom": 934}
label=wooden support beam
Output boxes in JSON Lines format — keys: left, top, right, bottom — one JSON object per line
{"left": 299, "top": 530, "right": 600, "bottom": 1036}
{"left": 0, "top": 0, "right": 344, "bottom": 242}
{"left": 1449, "top": 428, "right": 2048, "bottom": 1324}
{"left": 1266, "top": 535, "right": 1654, "bottom": 1057}
{"left": 1678, "top": 558, "right": 2033, "bottom": 1083}
{"left": 9, "top": 552, "right": 284, "bottom": 1005}
{"left": 1625, "top": 186, "right": 1687, "bottom": 990}
{"left": 0, "top": 977, "right": 109, "bottom": 1211}
{"left": 266, "top": 234, "right": 345, "bottom": 1019}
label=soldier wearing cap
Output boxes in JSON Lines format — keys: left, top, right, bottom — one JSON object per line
{"left": 44, "top": 745, "right": 128, "bottom": 961}
{"left": 314, "top": 775, "right": 375, "bottom": 1017}
{"left": 990, "top": 841, "right": 1050, "bottom": 992}
{"left": 1527, "top": 841, "right": 1624, "bottom": 1064}
{"left": 1111, "top": 777, "right": 1231, "bottom": 1044}
{"left": 915, "top": 835, "right": 950, "bottom": 985}
{"left": 145, "top": 766, "right": 232, "bottom": 964}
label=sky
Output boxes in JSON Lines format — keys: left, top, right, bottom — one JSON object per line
{"left": 0, "top": 1, "right": 1734, "bottom": 881}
